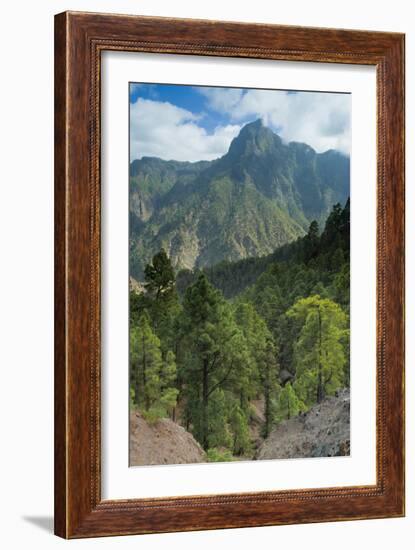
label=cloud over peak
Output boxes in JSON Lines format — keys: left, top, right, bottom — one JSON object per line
{"left": 200, "top": 87, "right": 351, "bottom": 155}
{"left": 130, "top": 85, "right": 350, "bottom": 162}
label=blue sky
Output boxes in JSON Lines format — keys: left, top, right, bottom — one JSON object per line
{"left": 130, "top": 84, "right": 226, "bottom": 133}
{"left": 129, "top": 83, "right": 350, "bottom": 162}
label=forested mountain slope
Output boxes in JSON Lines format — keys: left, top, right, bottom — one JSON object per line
{"left": 177, "top": 199, "right": 349, "bottom": 299}
{"left": 129, "top": 201, "right": 350, "bottom": 463}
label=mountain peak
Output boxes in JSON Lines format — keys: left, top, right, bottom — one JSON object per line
{"left": 228, "top": 119, "right": 279, "bottom": 158}
{"left": 238, "top": 118, "right": 269, "bottom": 138}
{"left": 243, "top": 118, "right": 264, "bottom": 130}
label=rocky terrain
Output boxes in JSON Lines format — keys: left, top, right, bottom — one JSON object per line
{"left": 129, "top": 411, "right": 206, "bottom": 466}
{"left": 256, "top": 389, "right": 350, "bottom": 460}
{"left": 129, "top": 389, "right": 350, "bottom": 466}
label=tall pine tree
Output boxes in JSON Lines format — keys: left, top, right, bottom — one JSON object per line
{"left": 181, "top": 274, "right": 251, "bottom": 450}
{"left": 287, "top": 295, "right": 348, "bottom": 406}
{"left": 130, "top": 311, "right": 162, "bottom": 411}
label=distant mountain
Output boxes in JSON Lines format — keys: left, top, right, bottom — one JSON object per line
{"left": 176, "top": 199, "right": 350, "bottom": 300}
{"left": 129, "top": 119, "right": 349, "bottom": 279}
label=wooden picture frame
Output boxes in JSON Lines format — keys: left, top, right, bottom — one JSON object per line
{"left": 54, "top": 11, "right": 405, "bottom": 538}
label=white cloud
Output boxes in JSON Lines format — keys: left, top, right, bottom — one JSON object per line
{"left": 130, "top": 98, "right": 241, "bottom": 162}
{"left": 198, "top": 88, "right": 244, "bottom": 112}
{"left": 200, "top": 88, "right": 351, "bottom": 155}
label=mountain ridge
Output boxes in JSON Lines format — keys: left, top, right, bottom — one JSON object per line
{"left": 129, "top": 119, "right": 349, "bottom": 279}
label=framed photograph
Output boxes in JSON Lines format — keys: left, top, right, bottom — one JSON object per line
{"left": 54, "top": 11, "right": 405, "bottom": 538}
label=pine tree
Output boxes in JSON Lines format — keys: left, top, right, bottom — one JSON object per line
{"left": 143, "top": 248, "right": 181, "bottom": 355}
{"left": 276, "top": 382, "right": 305, "bottom": 421}
{"left": 235, "top": 302, "right": 281, "bottom": 437}
{"left": 287, "top": 295, "right": 348, "bottom": 406}
{"left": 331, "top": 263, "right": 350, "bottom": 310}
{"left": 261, "top": 339, "right": 281, "bottom": 437}
{"left": 159, "top": 350, "right": 179, "bottom": 418}
{"left": 230, "top": 404, "right": 252, "bottom": 456}
{"left": 130, "top": 311, "right": 162, "bottom": 412}
{"left": 129, "top": 289, "right": 148, "bottom": 327}
{"left": 181, "top": 274, "right": 250, "bottom": 451}
{"left": 320, "top": 202, "right": 343, "bottom": 251}
{"left": 207, "top": 389, "right": 233, "bottom": 449}
{"left": 303, "top": 220, "right": 320, "bottom": 263}
{"left": 144, "top": 248, "right": 175, "bottom": 300}
{"left": 233, "top": 302, "right": 268, "bottom": 403}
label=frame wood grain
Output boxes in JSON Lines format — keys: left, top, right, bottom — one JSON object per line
{"left": 54, "top": 11, "right": 405, "bottom": 538}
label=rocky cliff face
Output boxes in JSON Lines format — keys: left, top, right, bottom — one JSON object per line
{"left": 255, "top": 389, "right": 350, "bottom": 460}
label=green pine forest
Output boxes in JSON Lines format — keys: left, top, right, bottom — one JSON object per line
{"left": 129, "top": 200, "right": 350, "bottom": 462}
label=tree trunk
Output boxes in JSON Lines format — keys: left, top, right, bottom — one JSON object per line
{"left": 134, "top": 366, "right": 140, "bottom": 408}
{"left": 202, "top": 358, "right": 209, "bottom": 451}
{"left": 317, "top": 307, "right": 325, "bottom": 404}
{"left": 264, "top": 386, "right": 270, "bottom": 438}
{"left": 142, "top": 334, "right": 149, "bottom": 410}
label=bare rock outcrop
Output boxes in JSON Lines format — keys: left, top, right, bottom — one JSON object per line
{"left": 129, "top": 412, "right": 206, "bottom": 466}
{"left": 255, "top": 389, "right": 350, "bottom": 460}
